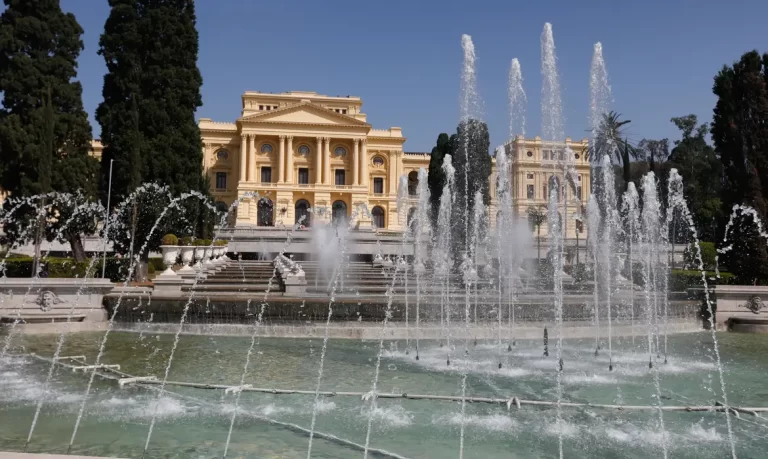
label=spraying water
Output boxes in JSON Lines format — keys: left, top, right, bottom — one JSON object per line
{"left": 599, "top": 153, "right": 618, "bottom": 370}
{"left": 589, "top": 42, "right": 611, "bottom": 136}
{"left": 508, "top": 58, "right": 527, "bottom": 138}
{"left": 412, "top": 167, "right": 431, "bottom": 360}
{"left": 640, "top": 173, "right": 669, "bottom": 458}
{"left": 622, "top": 183, "right": 640, "bottom": 345}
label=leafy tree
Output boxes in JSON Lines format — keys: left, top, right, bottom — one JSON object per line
{"left": 451, "top": 119, "right": 491, "bottom": 259}
{"left": 588, "top": 111, "right": 639, "bottom": 192}
{"left": 712, "top": 50, "right": 768, "bottom": 217}
{"left": 0, "top": 0, "right": 99, "bottom": 262}
{"left": 97, "top": 0, "right": 206, "bottom": 260}
{"left": 667, "top": 115, "right": 722, "bottom": 242}
{"left": 427, "top": 133, "right": 453, "bottom": 228}
{"left": 638, "top": 138, "right": 669, "bottom": 173}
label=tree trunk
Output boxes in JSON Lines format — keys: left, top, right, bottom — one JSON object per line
{"left": 68, "top": 233, "right": 87, "bottom": 263}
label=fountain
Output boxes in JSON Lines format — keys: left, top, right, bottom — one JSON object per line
{"left": 0, "top": 22, "right": 761, "bottom": 459}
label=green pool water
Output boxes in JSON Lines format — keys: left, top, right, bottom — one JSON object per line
{"left": 0, "top": 330, "right": 766, "bottom": 458}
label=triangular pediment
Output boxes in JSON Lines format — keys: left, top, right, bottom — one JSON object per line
{"left": 240, "top": 102, "right": 369, "bottom": 127}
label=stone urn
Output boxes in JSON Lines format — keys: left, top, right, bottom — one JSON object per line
{"left": 193, "top": 246, "right": 205, "bottom": 272}
{"left": 178, "top": 246, "right": 195, "bottom": 274}
{"left": 222, "top": 245, "right": 230, "bottom": 261}
{"left": 413, "top": 260, "right": 427, "bottom": 275}
{"left": 382, "top": 256, "right": 394, "bottom": 268}
{"left": 203, "top": 246, "right": 214, "bottom": 269}
{"left": 159, "top": 245, "right": 180, "bottom": 277}
{"left": 373, "top": 253, "right": 384, "bottom": 267}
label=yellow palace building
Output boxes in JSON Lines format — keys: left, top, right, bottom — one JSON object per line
{"left": 198, "top": 90, "right": 429, "bottom": 231}
{"left": 89, "top": 90, "right": 591, "bottom": 239}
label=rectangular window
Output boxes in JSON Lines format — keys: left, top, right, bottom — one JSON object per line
{"left": 335, "top": 169, "right": 346, "bottom": 186}
{"left": 543, "top": 184, "right": 548, "bottom": 200}
{"left": 527, "top": 173, "right": 534, "bottom": 179}
{"left": 527, "top": 184, "right": 534, "bottom": 199}
{"left": 261, "top": 167, "right": 272, "bottom": 183}
{"left": 577, "top": 186, "right": 583, "bottom": 201}
{"left": 342, "top": 109, "right": 347, "bottom": 114}
{"left": 298, "top": 168, "right": 309, "bottom": 184}
{"left": 215, "top": 172, "right": 227, "bottom": 190}
{"left": 374, "top": 177, "right": 384, "bottom": 194}
{"left": 259, "top": 105, "right": 264, "bottom": 110}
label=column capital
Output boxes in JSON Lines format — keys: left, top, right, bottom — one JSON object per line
{"left": 322, "top": 136, "right": 331, "bottom": 142}
{"left": 361, "top": 138, "right": 368, "bottom": 145}
{"left": 279, "top": 134, "right": 286, "bottom": 140}
{"left": 286, "top": 135, "right": 293, "bottom": 141}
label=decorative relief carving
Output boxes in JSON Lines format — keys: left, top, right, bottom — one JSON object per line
{"left": 740, "top": 296, "right": 764, "bottom": 314}
{"left": 28, "top": 291, "right": 66, "bottom": 312}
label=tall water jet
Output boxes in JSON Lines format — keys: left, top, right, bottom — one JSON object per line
{"left": 639, "top": 172, "right": 669, "bottom": 458}
{"left": 667, "top": 169, "right": 737, "bottom": 457}
{"left": 599, "top": 153, "right": 618, "bottom": 370}
{"left": 622, "top": 183, "right": 640, "bottom": 345}
{"left": 495, "top": 147, "right": 513, "bottom": 364}
{"left": 397, "top": 174, "right": 410, "bottom": 351}
{"left": 541, "top": 23, "right": 563, "bottom": 143}
{"left": 459, "top": 33, "right": 482, "bottom": 459}
{"left": 412, "top": 167, "right": 431, "bottom": 360}
{"left": 586, "top": 193, "right": 601, "bottom": 354}
{"left": 434, "top": 155, "right": 456, "bottom": 353}
{"left": 589, "top": 42, "right": 611, "bottom": 136}
{"left": 508, "top": 58, "right": 527, "bottom": 138}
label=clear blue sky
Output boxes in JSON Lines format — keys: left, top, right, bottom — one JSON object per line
{"left": 52, "top": 0, "right": 768, "bottom": 152}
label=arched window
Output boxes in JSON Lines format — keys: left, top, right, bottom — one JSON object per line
{"left": 216, "top": 150, "right": 229, "bottom": 160}
{"left": 298, "top": 145, "right": 310, "bottom": 157}
{"left": 295, "top": 199, "right": 311, "bottom": 227}
{"left": 257, "top": 197, "right": 274, "bottom": 226}
{"left": 548, "top": 175, "right": 561, "bottom": 201}
{"left": 334, "top": 146, "right": 347, "bottom": 157}
{"left": 372, "top": 206, "right": 385, "bottom": 229}
{"left": 260, "top": 143, "right": 273, "bottom": 154}
{"left": 407, "top": 171, "right": 418, "bottom": 196}
{"left": 332, "top": 200, "right": 347, "bottom": 226}
{"left": 373, "top": 156, "right": 385, "bottom": 167}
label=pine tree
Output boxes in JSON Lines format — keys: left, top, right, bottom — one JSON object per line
{"left": 427, "top": 133, "right": 453, "bottom": 228}
{"left": 451, "top": 119, "right": 491, "bottom": 260}
{"left": 97, "top": 0, "right": 206, "bottom": 260}
{"left": 0, "top": 0, "right": 99, "bottom": 261}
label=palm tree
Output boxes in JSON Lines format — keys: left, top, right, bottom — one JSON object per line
{"left": 527, "top": 206, "right": 547, "bottom": 260}
{"left": 587, "top": 111, "right": 639, "bottom": 191}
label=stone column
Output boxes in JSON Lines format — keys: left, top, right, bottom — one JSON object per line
{"left": 360, "top": 139, "right": 368, "bottom": 190}
{"left": 249, "top": 135, "right": 257, "bottom": 182}
{"left": 278, "top": 135, "right": 286, "bottom": 183}
{"left": 315, "top": 137, "right": 323, "bottom": 184}
{"left": 239, "top": 135, "right": 247, "bottom": 182}
{"left": 388, "top": 151, "right": 397, "bottom": 194}
{"left": 353, "top": 139, "right": 360, "bottom": 186}
{"left": 323, "top": 137, "right": 331, "bottom": 185}
{"left": 285, "top": 135, "right": 294, "bottom": 183}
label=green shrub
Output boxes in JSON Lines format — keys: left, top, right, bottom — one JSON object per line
{"left": 179, "top": 236, "right": 194, "bottom": 246}
{"left": 567, "top": 263, "right": 593, "bottom": 282}
{"left": 194, "top": 239, "right": 207, "bottom": 246}
{"left": 148, "top": 257, "right": 164, "bottom": 274}
{"left": 683, "top": 242, "right": 717, "bottom": 270}
{"left": 1, "top": 256, "right": 133, "bottom": 282}
{"left": 161, "top": 234, "right": 178, "bottom": 245}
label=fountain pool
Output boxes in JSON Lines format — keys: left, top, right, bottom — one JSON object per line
{"left": 1, "top": 331, "right": 766, "bottom": 458}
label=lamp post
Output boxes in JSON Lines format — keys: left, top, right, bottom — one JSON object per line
{"left": 101, "top": 159, "right": 114, "bottom": 279}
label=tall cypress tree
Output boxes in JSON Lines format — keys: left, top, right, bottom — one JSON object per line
{"left": 427, "top": 133, "right": 453, "bottom": 228}
{"left": 0, "top": 0, "right": 99, "bottom": 260}
{"left": 97, "top": 0, "right": 205, "bottom": 259}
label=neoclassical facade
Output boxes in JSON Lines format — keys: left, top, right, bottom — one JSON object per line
{"left": 200, "top": 91, "right": 430, "bottom": 230}
{"left": 502, "top": 135, "right": 591, "bottom": 239}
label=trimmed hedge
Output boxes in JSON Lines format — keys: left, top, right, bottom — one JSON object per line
{"left": 0, "top": 256, "right": 164, "bottom": 281}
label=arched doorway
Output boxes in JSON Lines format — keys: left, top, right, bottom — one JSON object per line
{"left": 407, "top": 171, "right": 418, "bottom": 196}
{"left": 332, "top": 200, "right": 347, "bottom": 226}
{"left": 257, "top": 197, "right": 274, "bottom": 226}
{"left": 372, "top": 206, "right": 385, "bottom": 229}
{"left": 295, "top": 199, "right": 311, "bottom": 227}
